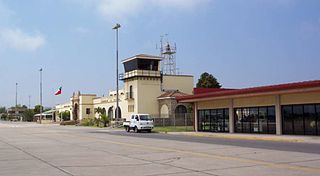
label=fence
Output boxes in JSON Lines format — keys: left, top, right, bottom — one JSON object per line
{"left": 151, "top": 113, "right": 194, "bottom": 128}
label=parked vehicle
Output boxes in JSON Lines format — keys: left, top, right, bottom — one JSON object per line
{"left": 123, "top": 114, "right": 154, "bottom": 133}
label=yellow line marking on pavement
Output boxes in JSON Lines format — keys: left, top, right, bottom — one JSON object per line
{"left": 60, "top": 133, "right": 320, "bottom": 174}
{"left": 185, "top": 133, "right": 304, "bottom": 143}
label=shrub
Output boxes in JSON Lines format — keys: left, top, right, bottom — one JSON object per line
{"left": 80, "top": 118, "right": 95, "bottom": 126}
{"left": 100, "top": 114, "right": 110, "bottom": 127}
{"left": 1, "top": 114, "right": 8, "bottom": 120}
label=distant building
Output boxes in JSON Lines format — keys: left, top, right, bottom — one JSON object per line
{"left": 7, "top": 106, "right": 28, "bottom": 120}
{"left": 55, "top": 54, "right": 194, "bottom": 121}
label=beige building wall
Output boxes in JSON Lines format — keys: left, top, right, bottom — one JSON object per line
{"left": 281, "top": 91, "right": 320, "bottom": 105}
{"left": 92, "top": 90, "right": 130, "bottom": 120}
{"left": 79, "top": 95, "right": 96, "bottom": 120}
{"left": 137, "top": 78, "right": 162, "bottom": 115}
{"left": 233, "top": 95, "right": 276, "bottom": 108}
{"left": 198, "top": 99, "right": 230, "bottom": 109}
{"left": 55, "top": 102, "right": 72, "bottom": 120}
{"left": 162, "top": 75, "right": 193, "bottom": 94}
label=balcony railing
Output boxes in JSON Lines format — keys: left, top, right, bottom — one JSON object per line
{"left": 120, "top": 70, "right": 161, "bottom": 80}
{"left": 125, "top": 92, "right": 134, "bottom": 100}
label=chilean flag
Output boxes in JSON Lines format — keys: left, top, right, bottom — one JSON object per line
{"left": 55, "top": 87, "right": 62, "bottom": 96}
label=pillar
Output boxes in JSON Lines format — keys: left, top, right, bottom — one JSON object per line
{"left": 194, "top": 102, "right": 198, "bottom": 132}
{"left": 229, "top": 99, "right": 234, "bottom": 133}
{"left": 275, "top": 95, "right": 282, "bottom": 135}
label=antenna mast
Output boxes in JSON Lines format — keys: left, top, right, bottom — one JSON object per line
{"left": 159, "top": 34, "right": 177, "bottom": 75}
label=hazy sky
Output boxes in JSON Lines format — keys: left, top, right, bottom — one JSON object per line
{"left": 0, "top": 0, "right": 320, "bottom": 107}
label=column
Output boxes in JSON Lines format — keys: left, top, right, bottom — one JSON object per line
{"left": 194, "top": 102, "right": 198, "bottom": 132}
{"left": 275, "top": 95, "right": 282, "bottom": 135}
{"left": 229, "top": 99, "right": 234, "bottom": 133}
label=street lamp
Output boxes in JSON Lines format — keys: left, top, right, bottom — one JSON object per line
{"left": 15, "top": 83, "right": 18, "bottom": 117}
{"left": 113, "top": 23, "right": 121, "bottom": 121}
{"left": 39, "top": 68, "right": 43, "bottom": 124}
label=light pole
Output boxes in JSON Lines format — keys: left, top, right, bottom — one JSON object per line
{"left": 15, "top": 83, "right": 18, "bottom": 117}
{"left": 113, "top": 23, "right": 121, "bottom": 121}
{"left": 39, "top": 68, "right": 43, "bottom": 124}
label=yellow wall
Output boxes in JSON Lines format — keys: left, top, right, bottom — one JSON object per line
{"left": 233, "top": 95, "right": 276, "bottom": 108}
{"left": 198, "top": 99, "right": 230, "bottom": 109}
{"left": 137, "top": 78, "right": 162, "bottom": 115}
{"left": 281, "top": 91, "right": 320, "bottom": 105}
{"left": 79, "top": 95, "right": 96, "bottom": 120}
{"left": 162, "top": 75, "right": 193, "bottom": 94}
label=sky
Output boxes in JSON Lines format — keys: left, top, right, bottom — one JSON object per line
{"left": 0, "top": 0, "right": 320, "bottom": 108}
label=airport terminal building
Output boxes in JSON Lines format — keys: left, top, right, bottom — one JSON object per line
{"left": 55, "top": 54, "right": 194, "bottom": 122}
{"left": 178, "top": 80, "right": 320, "bottom": 136}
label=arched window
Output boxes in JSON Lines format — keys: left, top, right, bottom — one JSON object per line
{"left": 160, "top": 104, "right": 169, "bottom": 118}
{"left": 115, "top": 107, "right": 122, "bottom": 119}
{"left": 108, "top": 107, "right": 113, "bottom": 119}
{"left": 175, "top": 105, "right": 187, "bottom": 118}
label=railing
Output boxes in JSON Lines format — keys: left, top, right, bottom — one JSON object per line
{"left": 120, "top": 70, "right": 161, "bottom": 80}
{"left": 125, "top": 92, "right": 134, "bottom": 100}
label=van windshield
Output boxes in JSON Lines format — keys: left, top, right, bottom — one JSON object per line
{"left": 140, "top": 115, "right": 152, "bottom": 121}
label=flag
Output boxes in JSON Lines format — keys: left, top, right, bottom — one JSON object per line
{"left": 55, "top": 87, "right": 62, "bottom": 96}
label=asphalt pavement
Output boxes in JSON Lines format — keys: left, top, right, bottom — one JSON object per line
{"left": 0, "top": 121, "right": 319, "bottom": 176}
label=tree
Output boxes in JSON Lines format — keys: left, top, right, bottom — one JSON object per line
{"left": 1, "top": 114, "right": 8, "bottom": 121}
{"left": 196, "top": 72, "right": 222, "bottom": 88}
{"left": 59, "top": 111, "right": 70, "bottom": 121}
{"left": 0, "top": 107, "right": 6, "bottom": 114}
{"left": 23, "top": 109, "right": 35, "bottom": 122}
{"left": 95, "top": 107, "right": 108, "bottom": 127}
{"left": 100, "top": 114, "right": 110, "bottom": 127}
{"left": 34, "top": 105, "right": 44, "bottom": 114}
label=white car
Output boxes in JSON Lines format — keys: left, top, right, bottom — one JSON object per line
{"left": 123, "top": 114, "right": 154, "bottom": 133}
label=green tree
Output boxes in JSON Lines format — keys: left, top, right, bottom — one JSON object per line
{"left": 1, "top": 114, "right": 8, "bottom": 121}
{"left": 34, "top": 105, "right": 44, "bottom": 114}
{"left": 94, "top": 107, "right": 108, "bottom": 127}
{"left": 196, "top": 72, "right": 222, "bottom": 88}
{"left": 100, "top": 114, "right": 110, "bottom": 127}
{"left": 0, "top": 107, "right": 6, "bottom": 113}
{"left": 23, "top": 109, "right": 35, "bottom": 122}
{"left": 59, "top": 111, "right": 70, "bottom": 121}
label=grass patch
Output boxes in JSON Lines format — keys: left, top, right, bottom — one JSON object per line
{"left": 153, "top": 126, "right": 194, "bottom": 133}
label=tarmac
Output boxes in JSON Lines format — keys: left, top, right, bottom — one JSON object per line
{"left": 0, "top": 121, "right": 319, "bottom": 176}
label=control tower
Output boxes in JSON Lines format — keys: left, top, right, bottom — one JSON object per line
{"left": 121, "top": 54, "right": 163, "bottom": 115}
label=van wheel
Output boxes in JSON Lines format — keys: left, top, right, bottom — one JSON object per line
{"left": 125, "top": 126, "right": 130, "bottom": 132}
{"left": 147, "top": 129, "right": 152, "bottom": 133}
{"left": 134, "top": 127, "right": 139, "bottom": 133}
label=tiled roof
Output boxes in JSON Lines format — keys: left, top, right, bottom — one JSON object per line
{"left": 177, "top": 80, "right": 320, "bottom": 102}
{"left": 158, "top": 90, "right": 190, "bottom": 99}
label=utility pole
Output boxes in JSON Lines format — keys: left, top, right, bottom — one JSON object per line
{"left": 28, "top": 95, "right": 31, "bottom": 109}
{"left": 39, "top": 68, "right": 43, "bottom": 124}
{"left": 15, "top": 83, "right": 18, "bottom": 118}
{"left": 113, "top": 23, "right": 121, "bottom": 121}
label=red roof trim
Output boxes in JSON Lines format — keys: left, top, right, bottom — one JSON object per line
{"left": 193, "top": 88, "right": 236, "bottom": 95}
{"left": 177, "top": 80, "right": 320, "bottom": 102}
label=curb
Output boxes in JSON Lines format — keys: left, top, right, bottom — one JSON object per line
{"left": 169, "top": 132, "right": 305, "bottom": 143}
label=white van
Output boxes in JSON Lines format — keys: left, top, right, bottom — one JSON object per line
{"left": 123, "top": 114, "right": 154, "bottom": 133}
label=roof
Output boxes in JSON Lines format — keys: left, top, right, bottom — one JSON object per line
{"left": 158, "top": 90, "right": 190, "bottom": 99}
{"left": 193, "top": 88, "right": 236, "bottom": 95}
{"left": 177, "top": 80, "right": 320, "bottom": 102}
{"left": 122, "top": 54, "right": 163, "bottom": 63}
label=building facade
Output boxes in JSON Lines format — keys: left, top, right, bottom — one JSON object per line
{"left": 178, "top": 80, "right": 320, "bottom": 136}
{"left": 55, "top": 54, "right": 194, "bottom": 121}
